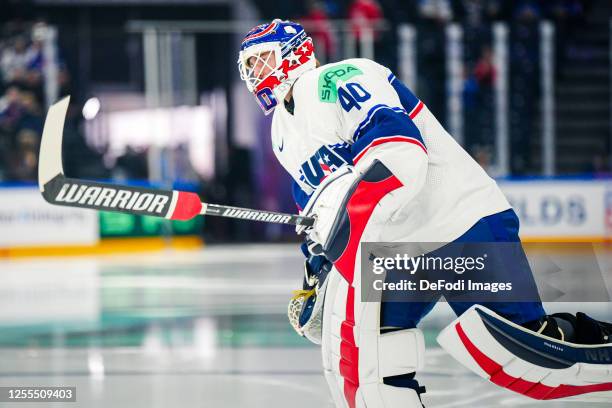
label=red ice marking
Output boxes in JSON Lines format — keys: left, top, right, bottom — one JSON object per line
{"left": 455, "top": 322, "right": 612, "bottom": 400}
{"left": 169, "top": 191, "right": 202, "bottom": 221}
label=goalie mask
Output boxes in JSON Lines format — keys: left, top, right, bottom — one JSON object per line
{"left": 238, "top": 19, "right": 316, "bottom": 115}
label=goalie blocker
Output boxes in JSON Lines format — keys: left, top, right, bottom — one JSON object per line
{"left": 438, "top": 305, "right": 612, "bottom": 402}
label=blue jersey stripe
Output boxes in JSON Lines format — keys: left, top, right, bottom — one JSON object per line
{"left": 350, "top": 107, "right": 425, "bottom": 162}
{"left": 388, "top": 73, "right": 420, "bottom": 114}
{"left": 292, "top": 180, "right": 311, "bottom": 211}
{"left": 353, "top": 104, "right": 407, "bottom": 142}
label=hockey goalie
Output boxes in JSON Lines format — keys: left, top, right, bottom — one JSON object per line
{"left": 237, "top": 19, "right": 612, "bottom": 407}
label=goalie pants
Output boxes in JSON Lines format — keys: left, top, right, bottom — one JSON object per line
{"left": 380, "top": 209, "right": 546, "bottom": 329}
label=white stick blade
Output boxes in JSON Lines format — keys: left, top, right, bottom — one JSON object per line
{"left": 38, "top": 95, "right": 70, "bottom": 190}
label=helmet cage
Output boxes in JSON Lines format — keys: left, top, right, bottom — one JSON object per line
{"left": 238, "top": 41, "right": 283, "bottom": 93}
{"left": 238, "top": 27, "right": 315, "bottom": 114}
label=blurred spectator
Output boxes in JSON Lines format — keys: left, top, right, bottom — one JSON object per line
{"left": 0, "top": 34, "right": 42, "bottom": 91}
{"left": 0, "top": 86, "right": 41, "bottom": 133}
{"left": 460, "top": 0, "right": 486, "bottom": 28}
{"left": 548, "top": 0, "right": 585, "bottom": 22}
{"left": 1, "top": 36, "right": 30, "bottom": 83}
{"left": 301, "top": 0, "right": 336, "bottom": 62}
{"left": 473, "top": 46, "right": 496, "bottom": 86}
{"left": 462, "top": 67, "right": 479, "bottom": 109}
{"left": 463, "top": 46, "right": 495, "bottom": 150}
{"left": 0, "top": 85, "right": 23, "bottom": 131}
{"left": 348, "top": 0, "right": 383, "bottom": 40}
{"left": 484, "top": 0, "right": 507, "bottom": 22}
{"left": 0, "top": 20, "right": 96, "bottom": 182}
{"left": 322, "top": 0, "right": 342, "bottom": 18}
{"left": 15, "top": 90, "right": 43, "bottom": 133}
{"left": 7, "top": 128, "right": 39, "bottom": 181}
{"left": 514, "top": 1, "right": 541, "bottom": 22}
{"left": 0, "top": 85, "right": 44, "bottom": 182}
{"left": 417, "top": 0, "right": 453, "bottom": 24}
{"left": 456, "top": 0, "right": 507, "bottom": 25}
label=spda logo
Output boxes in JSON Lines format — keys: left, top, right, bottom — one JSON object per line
{"left": 318, "top": 64, "right": 362, "bottom": 103}
{"left": 54, "top": 182, "right": 170, "bottom": 214}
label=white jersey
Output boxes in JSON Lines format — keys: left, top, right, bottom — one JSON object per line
{"left": 271, "top": 58, "right": 510, "bottom": 242}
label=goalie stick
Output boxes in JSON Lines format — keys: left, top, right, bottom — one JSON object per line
{"left": 38, "top": 96, "right": 314, "bottom": 227}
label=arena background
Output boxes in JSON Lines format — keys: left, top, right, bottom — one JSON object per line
{"left": 0, "top": 1, "right": 611, "bottom": 407}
